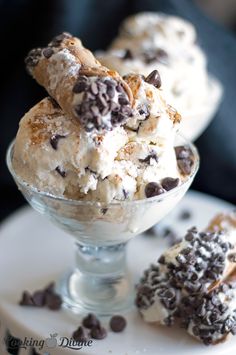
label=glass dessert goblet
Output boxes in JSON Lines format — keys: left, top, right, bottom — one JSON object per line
{"left": 7, "top": 136, "right": 199, "bottom": 315}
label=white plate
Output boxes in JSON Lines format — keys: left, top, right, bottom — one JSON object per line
{"left": 0, "top": 190, "right": 235, "bottom": 355}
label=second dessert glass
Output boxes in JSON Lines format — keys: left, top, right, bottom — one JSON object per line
{"left": 7, "top": 135, "right": 199, "bottom": 315}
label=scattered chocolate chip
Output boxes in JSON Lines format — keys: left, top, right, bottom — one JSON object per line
{"left": 46, "top": 293, "right": 62, "bottom": 310}
{"left": 161, "top": 177, "right": 179, "bottom": 191}
{"left": 90, "top": 324, "right": 107, "bottom": 340}
{"left": 179, "top": 209, "right": 192, "bottom": 220}
{"left": 145, "top": 70, "right": 161, "bottom": 88}
{"left": 145, "top": 182, "right": 165, "bottom": 198}
{"left": 72, "top": 326, "right": 89, "bottom": 342}
{"left": 19, "top": 291, "right": 34, "bottom": 306}
{"left": 139, "top": 152, "right": 158, "bottom": 164}
{"left": 122, "top": 49, "right": 133, "bottom": 60}
{"left": 110, "top": 315, "right": 127, "bottom": 332}
{"left": 50, "top": 134, "right": 66, "bottom": 150}
{"left": 82, "top": 313, "right": 100, "bottom": 329}
{"left": 19, "top": 282, "right": 62, "bottom": 310}
{"left": 32, "top": 291, "right": 46, "bottom": 307}
{"left": 42, "top": 47, "right": 54, "bottom": 59}
{"left": 55, "top": 166, "right": 66, "bottom": 178}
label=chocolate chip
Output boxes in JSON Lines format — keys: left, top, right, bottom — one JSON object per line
{"left": 179, "top": 209, "right": 192, "bottom": 220}
{"left": 110, "top": 315, "right": 127, "bottom": 332}
{"left": 42, "top": 47, "right": 54, "bottom": 59}
{"left": 101, "top": 208, "right": 108, "bottom": 215}
{"left": 162, "top": 227, "right": 180, "bottom": 246}
{"left": 175, "top": 146, "right": 192, "bottom": 160}
{"left": 122, "top": 49, "right": 133, "bottom": 60}
{"left": 50, "top": 134, "right": 66, "bottom": 150}
{"left": 143, "top": 49, "right": 168, "bottom": 65}
{"left": 25, "top": 48, "right": 42, "bottom": 70}
{"left": 90, "top": 324, "right": 107, "bottom": 340}
{"left": 145, "top": 70, "right": 161, "bottom": 88}
{"left": 82, "top": 313, "right": 100, "bottom": 329}
{"left": 19, "top": 291, "right": 34, "bottom": 306}
{"left": 145, "top": 182, "right": 165, "bottom": 198}
{"left": 32, "top": 291, "right": 46, "bottom": 307}
{"left": 138, "top": 104, "right": 150, "bottom": 119}
{"left": 161, "top": 177, "right": 179, "bottom": 191}
{"left": 73, "top": 77, "right": 88, "bottom": 93}
{"left": 177, "top": 159, "right": 193, "bottom": 175}
{"left": 46, "top": 293, "right": 62, "bottom": 310}
{"left": 139, "top": 152, "right": 158, "bottom": 164}
{"left": 158, "top": 255, "right": 166, "bottom": 264}
{"left": 55, "top": 166, "right": 66, "bottom": 178}
{"left": 50, "top": 32, "right": 72, "bottom": 47}
{"left": 72, "top": 326, "right": 89, "bottom": 342}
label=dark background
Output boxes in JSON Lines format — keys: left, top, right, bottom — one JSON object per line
{"left": 1, "top": 0, "right": 236, "bottom": 222}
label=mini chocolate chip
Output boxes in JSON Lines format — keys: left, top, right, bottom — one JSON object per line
{"left": 110, "top": 315, "right": 127, "bottom": 332}
{"left": 19, "top": 291, "right": 34, "bottom": 306}
{"left": 73, "top": 80, "right": 88, "bottom": 94}
{"left": 46, "top": 293, "right": 62, "bottom": 310}
{"left": 42, "top": 47, "right": 54, "bottom": 59}
{"left": 90, "top": 324, "right": 107, "bottom": 340}
{"left": 161, "top": 177, "right": 179, "bottom": 191}
{"left": 72, "top": 326, "right": 89, "bottom": 342}
{"left": 55, "top": 166, "right": 66, "bottom": 178}
{"left": 145, "top": 182, "right": 165, "bottom": 198}
{"left": 82, "top": 313, "right": 100, "bottom": 329}
{"left": 185, "top": 232, "right": 194, "bottom": 241}
{"left": 145, "top": 70, "right": 161, "bottom": 88}
{"left": 50, "top": 134, "right": 66, "bottom": 150}
{"left": 32, "top": 291, "right": 46, "bottom": 307}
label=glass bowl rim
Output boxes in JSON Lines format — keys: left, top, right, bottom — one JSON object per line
{"left": 6, "top": 134, "right": 199, "bottom": 207}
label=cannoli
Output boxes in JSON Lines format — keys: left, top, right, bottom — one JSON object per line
{"left": 135, "top": 263, "right": 181, "bottom": 326}
{"left": 25, "top": 33, "right": 133, "bottom": 132}
{"left": 136, "top": 212, "right": 236, "bottom": 325}
{"left": 179, "top": 271, "right": 236, "bottom": 345}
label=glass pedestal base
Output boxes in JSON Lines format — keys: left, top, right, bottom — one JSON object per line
{"left": 59, "top": 270, "right": 134, "bottom": 316}
{"left": 58, "top": 241, "right": 134, "bottom": 316}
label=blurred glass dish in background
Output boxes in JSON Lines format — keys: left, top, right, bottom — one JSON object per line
{"left": 97, "top": 12, "right": 223, "bottom": 141}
